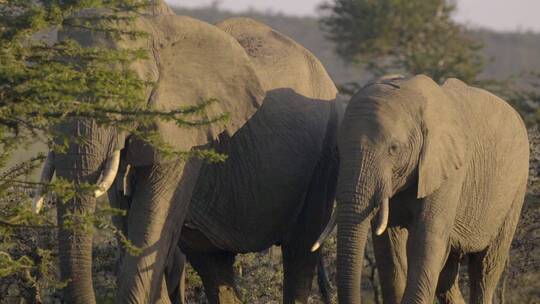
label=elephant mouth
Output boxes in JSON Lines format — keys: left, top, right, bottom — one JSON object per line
{"left": 32, "top": 149, "right": 121, "bottom": 213}
{"left": 311, "top": 196, "right": 390, "bottom": 251}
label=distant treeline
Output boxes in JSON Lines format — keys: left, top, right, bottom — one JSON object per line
{"left": 172, "top": 5, "right": 540, "bottom": 85}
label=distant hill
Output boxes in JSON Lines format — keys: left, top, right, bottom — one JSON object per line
{"left": 172, "top": 5, "right": 540, "bottom": 85}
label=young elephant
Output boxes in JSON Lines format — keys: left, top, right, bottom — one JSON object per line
{"left": 322, "top": 75, "right": 529, "bottom": 304}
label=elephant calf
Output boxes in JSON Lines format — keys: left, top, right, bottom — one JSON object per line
{"left": 321, "top": 75, "right": 529, "bottom": 304}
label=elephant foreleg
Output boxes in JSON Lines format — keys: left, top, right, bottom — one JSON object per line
{"left": 372, "top": 226, "right": 408, "bottom": 304}
{"left": 281, "top": 240, "right": 320, "bottom": 304}
{"left": 317, "top": 256, "right": 333, "bottom": 304}
{"left": 281, "top": 154, "right": 337, "bottom": 304}
{"left": 436, "top": 252, "right": 465, "bottom": 304}
{"left": 165, "top": 247, "right": 186, "bottom": 304}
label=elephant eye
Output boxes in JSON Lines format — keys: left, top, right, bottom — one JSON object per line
{"left": 388, "top": 142, "right": 401, "bottom": 156}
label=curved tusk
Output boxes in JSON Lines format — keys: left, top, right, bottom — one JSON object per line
{"left": 32, "top": 152, "right": 55, "bottom": 214}
{"left": 311, "top": 205, "right": 337, "bottom": 252}
{"left": 375, "top": 197, "right": 389, "bottom": 236}
{"left": 122, "top": 164, "right": 132, "bottom": 196}
{"left": 94, "top": 150, "right": 121, "bottom": 198}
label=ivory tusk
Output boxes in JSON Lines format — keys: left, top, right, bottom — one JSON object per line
{"left": 311, "top": 205, "right": 337, "bottom": 252}
{"left": 32, "top": 152, "right": 55, "bottom": 214}
{"left": 123, "top": 164, "right": 132, "bottom": 196}
{"left": 375, "top": 197, "right": 389, "bottom": 236}
{"left": 94, "top": 150, "right": 121, "bottom": 198}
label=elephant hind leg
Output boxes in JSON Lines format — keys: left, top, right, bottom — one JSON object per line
{"left": 180, "top": 226, "right": 240, "bottom": 304}
{"left": 468, "top": 192, "right": 524, "bottom": 304}
{"left": 185, "top": 250, "right": 240, "bottom": 304}
{"left": 436, "top": 252, "right": 465, "bottom": 304}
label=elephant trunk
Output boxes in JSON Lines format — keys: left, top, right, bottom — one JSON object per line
{"left": 53, "top": 119, "right": 120, "bottom": 303}
{"left": 337, "top": 200, "right": 372, "bottom": 304}
{"left": 336, "top": 151, "right": 386, "bottom": 304}
{"left": 55, "top": 154, "right": 102, "bottom": 304}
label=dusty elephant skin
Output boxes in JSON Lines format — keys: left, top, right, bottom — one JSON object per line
{"left": 334, "top": 75, "right": 529, "bottom": 304}
{"left": 106, "top": 10, "right": 342, "bottom": 304}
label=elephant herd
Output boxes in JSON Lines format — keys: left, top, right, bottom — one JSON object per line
{"left": 32, "top": 2, "right": 530, "bottom": 304}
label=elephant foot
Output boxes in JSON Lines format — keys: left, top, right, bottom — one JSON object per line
{"left": 217, "top": 285, "right": 242, "bottom": 304}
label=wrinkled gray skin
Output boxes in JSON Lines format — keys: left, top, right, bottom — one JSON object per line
{"left": 336, "top": 75, "right": 529, "bottom": 304}
{"left": 175, "top": 18, "right": 341, "bottom": 304}
{"left": 51, "top": 2, "right": 269, "bottom": 303}
{"left": 178, "top": 89, "right": 340, "bottom": 304}
{"left": 106, "top": 12, "right": 340, "bottom": 304}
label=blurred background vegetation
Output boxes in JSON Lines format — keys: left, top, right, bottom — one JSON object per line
{"left": 1, "top": 0, "right": 538, "bottom": 303}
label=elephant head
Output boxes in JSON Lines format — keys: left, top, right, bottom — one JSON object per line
{"left": 32, "top": 2, "right": 264, "bottom": 303}
{"left": 331, "top": 75, "right": 466, "bottom": 303}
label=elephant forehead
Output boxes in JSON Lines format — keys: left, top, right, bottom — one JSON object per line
{"left": 342, "top": 94, "right": 418, "bottom": 146}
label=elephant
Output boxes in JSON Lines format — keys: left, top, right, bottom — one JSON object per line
{"left": 110, "top": 16, "right": 343, "bottom": 304}
{"left": 316, "top": 75, "right": 529, "bottom": 304}
{"left": 32, "top": 2, "right": 263, "bottom": 303}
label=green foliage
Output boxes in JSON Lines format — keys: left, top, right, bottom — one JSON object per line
{"left": 319, "top": 0, "right": 485, "bottom": 83}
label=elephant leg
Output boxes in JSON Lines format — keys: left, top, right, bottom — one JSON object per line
{"left": 281, "top": 241, "right": 320, "bottom": 304}
{"left": 180, "top": 226, "right": 240, "bottom": 304}
{"left": 186, "top": 251, "right": 240, "bottom": 304}
{"left": 468, "top": 195, "right": 523, "bottom": 304}
{"left": 281, "top": 155, "right": 337, "bottom": 304}
{"left": 401, "top": 214, "right": 455, "bottom": 304}
{"left": 372, "top": 226, "right": 408, "bottom": 304}
{"left": 317, "top": 256, "right": 333, "bottom": 304}
{"left": 436, "top": 252, "right": 465, "bottom": 304}
{"left": 165, "top": 247, "right": 186, "bottom": 304}
{"left": 117, "top": 160, "right": 196, "bottom": 303}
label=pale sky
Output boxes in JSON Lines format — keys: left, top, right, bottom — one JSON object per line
{"left": 165, "top": 0, "right": 540, "bottom": 32}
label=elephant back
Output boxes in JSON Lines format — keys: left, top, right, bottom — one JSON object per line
{"left": 59, "top": 12, "right": 265, "bottom": 166}
{"left": 216, "top": 18, "right": 338, "bottom": 101}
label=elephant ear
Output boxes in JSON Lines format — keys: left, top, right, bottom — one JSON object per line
{"left": 407, "top": 75, "right": 467, "bottom": 198}
{"left": 215, "top": 17, "right": 338, "bottom": 101}
{"left": 125, "top": 16, "right": 265, "bottom": 165}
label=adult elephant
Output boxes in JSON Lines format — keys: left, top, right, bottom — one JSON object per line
{"left": 32, "top": 2, "right": 267, "bottom": 303}
{"left": 318, "top": 75, "right": 529, "bottom": 304}
{"left": 114, "top": 17, "right": 342, "bottom": 304}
